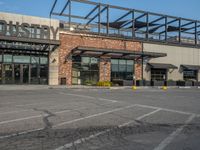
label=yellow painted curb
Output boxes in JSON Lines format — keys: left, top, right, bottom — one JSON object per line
{"left": 132, "top": 86, "right": 137, "bottom": 90}
{"left": 162, "top": 86, "right": 167, "bottom": 90}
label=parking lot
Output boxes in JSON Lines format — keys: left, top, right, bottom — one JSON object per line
{"left": 0, "top": 87, "right": 200, "bottom": 150}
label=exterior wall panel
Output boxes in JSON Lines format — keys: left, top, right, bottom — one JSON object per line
{"left": 143, "top": 43, "right": 200, "bottom": 81}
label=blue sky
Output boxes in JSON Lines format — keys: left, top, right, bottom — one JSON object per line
{"left": 0, "top": 0, "right": 199, "bottom": 20}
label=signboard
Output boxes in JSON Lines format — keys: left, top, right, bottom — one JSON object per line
{"left": 0, "top": 20, "right": 59, "bottom": 40}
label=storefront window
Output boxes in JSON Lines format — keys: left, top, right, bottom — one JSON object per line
{"left": 31, "top": 56, "right": 40, "bottom": 64}
{"left": 0, "top": 52, "right": 2, "bottom": 62}
{"left": 111, "top": 59, "right": 134, "bottom": 81}
{"left": 151, "top": 69, "right": 167, "bottom": 81}
{"left": 13, "top": 55, "right": 30, "bottom": 63}
{"left": 4, "top": 54, "right": 12, "bottom": 63}
{"left": 72, "top": 56, "right": 99, "bottom": 85}
{"left": 0, "top": 64, "right": 2, "bottom": 84}
{"left": 40, "top": 65, "right": 48, "bottom": 84}
{"left": 40, "top": 57, "right": 48, "bottom": 65}
{"left": 0, "top": 53, "right": 48, "bottom": 85}
{"left": 183, "top": 70, "right": 197, "bottom": 81}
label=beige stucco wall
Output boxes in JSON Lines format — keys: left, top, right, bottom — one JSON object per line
{"left": 49, "top": 48, "right": 59, "bottom": 85}
{"left": 143, "top": 43, "right": 200, "bottom": 81}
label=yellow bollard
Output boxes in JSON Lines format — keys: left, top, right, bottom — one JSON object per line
{"left": 132, "top": 86, "right": 137, "bottom": 90}
{"left": 162, "top": 86, "right": 167, "bottom": 90}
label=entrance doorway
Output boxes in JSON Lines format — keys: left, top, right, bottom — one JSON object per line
{"left": 14, "top": 64, "right": 30, "bottom": 84}
{"left": 0, "top": 53, "right": 49, "bottom": 85}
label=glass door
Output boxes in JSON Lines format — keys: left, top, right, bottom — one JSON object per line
{"left": 0, "top": 64, "right": 2, "bottom": 84}
{"left": 14, "top": 64, "right": 21, "bottom": 84}
{"left": 4, "top": 64, "right": 13, "bottom": 84}
{"left": 23, "top": 64, "right": 29, "bottom": 84}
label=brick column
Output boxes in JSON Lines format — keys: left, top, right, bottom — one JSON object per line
{"left": 135, "top": 63, "right": 142, "bottom": 80}
{"left": 99, "top": 57, "right": 111, "bottom": 82}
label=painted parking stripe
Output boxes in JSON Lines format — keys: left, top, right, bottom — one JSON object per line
{"left": 53, "top": 104, "right": 136, "bottom": 128}
{"left": 55, "top": 108, "right": 161, "bottom": 150}
{"left": 0, "top": 109, "right": 29, "bottom": 115}
{"left": 153, "top": 114, "right": 196, "bottom": 150}
{"left": 135, "top": 104, "right": 196, "bottom": 115}
{"left": 0, "top": 104, "right": 128, "bottom": 139}
{"left": 0, "top": 109, "right": 78, "bottom": 125}
{"left": 59, "top": 92, "right": 118, "bottom": 103}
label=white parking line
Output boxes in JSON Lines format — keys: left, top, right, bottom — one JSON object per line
{"left": 153, "top": 114, "right": 196, "bottom": 150}
{"left": 0, "top": 109, "right": 29, "bottom": 115}
{"left": 53, "top": 104, "right": 136, "bottom": 128}
{"left": 16, "top": 102, "right": 48, "bottom": 107}
{"left": 0, "top": 110, "right": 71, "bottom": 125}
{"left": 55, "top": 108, "right": 161, "bottom": 150}
{"left": 135, "top": 104, "right": 196, "bottom": 116}
{"left": 59, "top": 92, "right": 118, "bottom": 103}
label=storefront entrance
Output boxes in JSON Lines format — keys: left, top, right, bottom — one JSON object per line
{"left": 0, "top": 52, "right": 48, "bottom": 85}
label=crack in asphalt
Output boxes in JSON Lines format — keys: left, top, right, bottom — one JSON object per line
{"left": 33, "top": 108, "right": 56, "bottom": 129}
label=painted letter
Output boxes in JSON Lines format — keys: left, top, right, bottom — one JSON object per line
{"left": 50, "top": 26, "right": 59, "bottom": 40}
{"left": 0, "top": 20, "right": 7, "bottom": 36}
{"left": 21, "top": 23, "right": 30, "bottom": 38}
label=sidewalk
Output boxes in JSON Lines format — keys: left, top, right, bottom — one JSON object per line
{"left": 0, "top": 85, "right": 199, "bottom": 91}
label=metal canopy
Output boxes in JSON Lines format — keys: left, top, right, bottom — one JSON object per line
{"left": 181, "top": 64, "right": 200, "bottom": 70}
{"left": 71, "top": 46, "right": 167, "bottom": 59}
{"left": 0, "top": 35, "right": 60, "bottom": 53}
{"left": 99, "top": 21, "right": 128, "bottom": 29}
{"left": 148, "top": 63, "right": 178, "bottom": 69}
{"left": 50, "top": 0, "right": 200, "bottom": 48}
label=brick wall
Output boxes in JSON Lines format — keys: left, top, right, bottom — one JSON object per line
{"left": 99, "top": 57, "right": 111, "bottom": 82}
{"left": 59, "top": 32, "right": 142, "bottom": 85}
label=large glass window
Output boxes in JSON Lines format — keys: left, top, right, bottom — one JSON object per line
{"left": 4, "top": 64, "right": 13, "bottom": 84}
{"left": 31, "top": 56, "right": 40, "bottom": 64}
{"left": 0, "top": 52, "right": 2, "bottom": 62}
{"left": 72, "top": 56, "right": 99, "bottom": 85}
{"left": 111, "top": 59, "right": 134, "bottom": 81}
{"left": 40, "top": 65, "right": 48, "bottom": 84}
{"left": 183, "top": 70, "right": 197, "bottom": 81}
{"left": 0, "top": 53, "right": 48, "bottom": 84}
{"left": 31, "top": 64, "right": 39, "bottom": 84}
{"left": 4, "top": 54, "right": 12, "bottom": 63}
{"left": 0, "top": 64, "right": 2, "bottom": 84}
{"left": 151, "top": 69, "right": 167, "bottom": 81}
{"left": 13, "top": 55, "right": 30, "bottom": 63}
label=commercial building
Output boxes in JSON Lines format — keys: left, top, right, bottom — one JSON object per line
{"left": 0, "top": 0, "right": 200, "bottom": 86}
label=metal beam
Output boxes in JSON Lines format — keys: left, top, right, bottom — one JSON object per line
{"left": 149, "top": 16, "right": 165, "bottom": 24}
{"left": 181, "top": 21, "right": 195, "bottom": 28}
{"left": 85, "top": 5, "right": 99, "bottom": 19}
{"left": 135, "top": 13, "right": 147, "bottom": 20}
{"left": 106, "top": 5, "right": 110, "bottom": 35}
{"left": 50, "top": 0, "right": 58, "bottom": 17}
{"left": 52, "top": 12, "right": 91, "bottom": 20}
{"left": 154, "top": 18, "right": 179, "bottom": 34}
{"left": 60, "top": 0, "right": 70, "bottom": 15}
{"left": 114, "top": 11, "right": 132, "bottom": 22}
{"left": 86, "top": 5, "right": 107, "bottom": 25}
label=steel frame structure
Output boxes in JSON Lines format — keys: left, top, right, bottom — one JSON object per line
{"left": 50, "top": 0, "right": 200, "bottom": 48}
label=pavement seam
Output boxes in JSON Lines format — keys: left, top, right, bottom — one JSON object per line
{"left": 54, "top": 108, "right": 161, "bottom": 150}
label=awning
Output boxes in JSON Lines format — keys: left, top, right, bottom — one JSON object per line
{"left": 70, "top": 46, "right": 167, "bottom": 59}
{"left": 181, "top": 64, "right": 200, "bottom": 70}
{"left": 148, "top": 63, "right": 178, "bottom": 69}
{"left": 0, "top": 35, "right": 60, "bottom": 53}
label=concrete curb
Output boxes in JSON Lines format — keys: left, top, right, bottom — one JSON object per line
{"left": 0, "top": 85, "right": 199, "bottom": 91}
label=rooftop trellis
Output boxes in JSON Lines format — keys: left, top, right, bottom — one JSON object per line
{"left": 50, "top": 0, "right": 200, "bottom": 47}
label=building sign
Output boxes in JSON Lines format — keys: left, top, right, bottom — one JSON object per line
{"left": 0, "top": 20, "right": 59, "bottom": 40}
